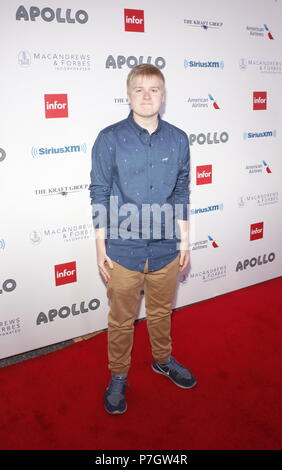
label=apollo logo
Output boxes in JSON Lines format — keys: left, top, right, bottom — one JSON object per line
{"left": 253, "top": 91, "right": 267, "bottom": 110}
{"left": 196, "top": 165, "right": 212, "bottom": 185}
{"left": 105, "top": 55, "right": 166, "bottom": 69}
{"left": 250, "top": 222, "right": 264, "bottom": 241}
{"left": 36, "top": 298, "right": 100, "bottom": 325}
{"left": 44, "top": 94, "right": 68, "bottom": 118}
{"left": 124, "top": 9, "right": 144, "bottom": 32}
{"left": 16, "top": 6, "right": 88, "bottom": 23}
{"left": 0, "top": 279, "right": 17, "bottom": 295}
{"left": 189, "top": 131, "right": 228, "bottom": 146}
{"left": 54, "top": 261, "right": 76, "bottom": 286}
{"left": 0, "top": 148, "right": 6, "bottom": 162}
{"left": 236, "top": 252, "right": 275, "bottom": 271}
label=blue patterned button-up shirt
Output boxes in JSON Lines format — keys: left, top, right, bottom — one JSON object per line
{"left": 89, "top": 111, "right": 190, "bottom": 272}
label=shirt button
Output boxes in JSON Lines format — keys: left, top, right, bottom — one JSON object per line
{"left": 150, "top": 185, "right": 154, "bottom": 190}
{"left": 149, "top": 163, "right": 153, "bottom": 168}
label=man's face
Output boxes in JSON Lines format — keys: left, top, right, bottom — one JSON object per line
{"left": 127, "top": 74, "right": 165, "bottom": 120}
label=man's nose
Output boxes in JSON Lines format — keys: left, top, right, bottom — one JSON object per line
{"left": 143, "top": 90, "right": 151, "bottom": 99}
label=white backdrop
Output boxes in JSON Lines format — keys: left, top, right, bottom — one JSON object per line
{"left": 0, "top": 0, "right": 281, "bottom": 359}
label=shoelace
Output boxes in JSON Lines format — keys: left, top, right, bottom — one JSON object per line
{"left": 166, "top": 357, "right": 191, "bottom": 378}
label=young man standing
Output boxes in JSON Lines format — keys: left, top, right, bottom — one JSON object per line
{"left": 90, "top": 64, "right": 197, "bottom": 415}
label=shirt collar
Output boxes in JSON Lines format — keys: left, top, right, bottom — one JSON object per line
{"left": 127, "top": 110, "right": 162, "bottom": 135}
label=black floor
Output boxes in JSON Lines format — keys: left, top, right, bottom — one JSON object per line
{"left": 0, "top": 339, "right": 74, "bottom": 368}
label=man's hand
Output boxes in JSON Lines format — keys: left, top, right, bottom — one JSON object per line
{"left": 179, "top": 250, "right": 190, "bottom": 272}
{"left": 177, "top": 220, "right": 190, "bottom": 271}
{"left": 95, "top": 227, "right": 113, "bottom": 283}
{"left": 97, "top": 251, "right": 114, "bottom": 283}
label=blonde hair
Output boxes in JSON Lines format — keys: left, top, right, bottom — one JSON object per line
{"left": 127, "top": 64, "right": 165, "bottom": 89}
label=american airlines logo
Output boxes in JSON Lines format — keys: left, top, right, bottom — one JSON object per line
{"left": 44, "top": 94, "right": 68, "bottom": 118}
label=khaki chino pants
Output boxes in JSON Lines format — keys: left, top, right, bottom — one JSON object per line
{"left": 106, "top": 254, "right": 180, "bottom": 375}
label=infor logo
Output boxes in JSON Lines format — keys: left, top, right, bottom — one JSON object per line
{"left": 250, "top": 222, "right": 264, "bottom": 241}
{"left": 253, "top": 91, "right": 267, "bottom": 110}
{"left": 124, "top": 9, "right": 144, "bottom": 32}
{"left": 54, "top": 261, "right": 77, "bottom": 286}
{"left": 196, "top": 165, "right": 212, "bottom": 185}
{"left": 44, "top": 94, "right": 68, "bottom": 118}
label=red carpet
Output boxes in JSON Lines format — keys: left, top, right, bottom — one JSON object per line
{"left": 0, "top": 277, "right": 281, "bottom": 450}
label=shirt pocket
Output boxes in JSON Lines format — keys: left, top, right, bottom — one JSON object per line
{"left": 159, "top": 156, "right": 178, "bottom": 187}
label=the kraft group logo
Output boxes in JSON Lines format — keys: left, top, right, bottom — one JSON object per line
{"left": 250, "top": 222, "right": 264, "bottom": 241}
{"left": 44, "top": 94, "right": 68, "bottom": 118}
{"left": 183, "top": 18, "right": 223, "bottom": 30}
{"left": 253, "top": 91, "right": 267, "bottom": 110}
{"left": 196, "top": 165, "right": 212, "bottom": 185}
{"left": 54, "top": 261, "right": 77, "bottom": 286}
{"left": 35, "top": 183, "right": 89, "bottom": 197}
{"left": 124, "top": 9, "right": 144, "bottom": 32}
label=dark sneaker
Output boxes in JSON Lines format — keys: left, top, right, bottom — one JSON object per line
{"left": 152, "top": 356, "right": 197, "bottom": 389}
{"left": 104, "top": 374, "right": 128, "bottom": 414}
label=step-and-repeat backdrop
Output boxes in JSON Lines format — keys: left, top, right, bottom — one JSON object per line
{"left": 0, "top": 0, "right": 281, "bottom": 359}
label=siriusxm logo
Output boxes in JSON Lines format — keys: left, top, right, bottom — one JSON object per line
{"left": 190, "top": 203, "right": 223, "bottom": 215}
{"left": 0, "top": 239, "right": 5, "bottom": 250}
{"left": 31, "top": 143, "right": 87, "bottom": 157}
{"left": 243, "top": 130, "right": 276, "bottom": 139}
{"left": 184, "top": 59, "right": 224, "bottom": 69}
